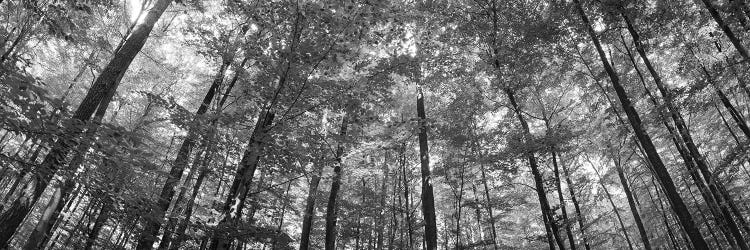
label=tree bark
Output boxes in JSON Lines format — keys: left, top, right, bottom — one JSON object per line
{"left": 416, "top": 87, "right": 439, "bottom": 250}
{"left": 572, "top": 1, "right": 709, "bottom": 248}
{"left": 324, "top": 114, "right": 348, "bottom": 250}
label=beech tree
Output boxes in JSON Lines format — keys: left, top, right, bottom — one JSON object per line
{"left": 2, "top": 0, "right": 750, "bottom": 249}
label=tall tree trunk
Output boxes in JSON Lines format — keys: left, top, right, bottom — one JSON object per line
{"left": 416, "top": 87, "right": 439, "bottom": 250}
{"left": 138, "top": 56, "right": 232, "bottom": 250}
{"left": 624, "top": 15, "right": 748, "bottom": 248}
{"left": 613, "top": 158, "right": 651, "bottom": 249}
{"left": 560, "top": 160, "right": 591, "bottom": 250}
{"left": 271, "top": 181, "right": 293, "bottom": 249}
{"left": 454, "top": 155, "right": 466, "bottom": 249}
{"left": 84, "top": 189, "right": 118, "bottom": 250}
{"left": 23, "top": 76, "right": 119, "bottom": 250}
{"left": 704, "top": 65, "right": 750, "bottom": 139}
{"left": 209, "top": 111, "right": 274, "bottom": 250}
{"left": 324, "top": 115, "right": 348, "bottom": 250}
{"left": 572, "top": 1, "right": 709, "bottom": 248}
{"left": 589, "top": 158, "right": 634, "bottom": 250}
{"left": 551, "top": 150, "right": 577, "bottom": 250}
{"left": 504, "top": 88, "right": 565, "bottom": 250}
{"left": 170, "top": 160, "right": 211, "bottom": 250}
{"left": 400, "top": 144, "right": 414, "bottom": 248}
{"left": 299, "top": 162, "right": 323, "bottom": 250}
{"left": 701, "top": 0, "right": 750, "bottom": 61}
{"left": 641, "top": 176, "right": 680, "bottom": 249}
{"left": 376, "top": 151, "right": 389, "bottom": 250}
{"left": 0, "top": 0, "right": 173, "bottom": 246}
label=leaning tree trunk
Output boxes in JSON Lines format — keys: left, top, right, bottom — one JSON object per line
{"left": 416, "top": 87, "right": 439, "bottom": 250}
{"left": 84, "top": 187, "right": 119, "bottom": 250}
{"left": 572, "top": 1, "right": 709, "bottom": 248}
{"left": 137, "top": 56, "right": 232, "bottom": 250}
{"left": 701, "top": 0, "right": 750, "bottom": 61}
{"left": 170, "top": 155, "right": 212, "bottom": 250}
{"left": 0, "top": 0, "right": 173, "bottom": 246}
{"left": 624, "top": 15, "right": 748, "bottom": 248}
{"left": 504, "top": 88, "right": 565, "bottom": 250}
{"left": 590, "top": 159, "right": 634, "bottom": 250}
{"left": 22, "top": 77, "right": 120, "bottom": 250}
{"left": 613, "top": 157, "right": 651, "bottom": 250}
{"left": 324, "top": 115, "right": 349, "bottom": 250}
{"left": 209, "top": 110, "right": 275, "bottom": 250}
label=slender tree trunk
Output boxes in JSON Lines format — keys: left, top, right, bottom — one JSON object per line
{"left": 324, "top": 115, "right": 348, "bottom": 250}
{"left": 271, "top": 181, "right": 292, "bottom": 249}
{"left": 551, "top": 151, "right": 577, "bottom": 250}
{"left": 624, "top": 15, "right": 748, "bottom": 248}
{"left": 209, "top": 110, "right": 274, "bottom": 250}
{"left": 376, "top": 151, "right": 389, "bottom": 250}
{"left": 400, "top": 144, "right": 414, "bottom": 249}
{"left": 590, "top": 159, "right": 634, "bottom": 250}
{"left": 561, "top": 161, "right": 591, "bottom": 250}
{"left": 0, "top": 0, "right": 173, "bottom": 246}
{"left": 299, "top": 162, "right": 323, "bottom": 250}
{"left": 170, "top": 162, "right": 210, "bottom": 250}
{"left": 84, "top": 189, "right": 118, "bottom": 250}
{"left": 613, "top": 158, "right": 651, "bottom": 249}
{"left": 416, "top": 86, "right": 439, "bottom": 250}
{"left": 572, "top": 1, "right": 708, "bottom": 248}
{"left": 478, "top": 161, "right": 499, "bottom": 250}
{"left": 642, "top": 177, "right": 680, "bottom": 249}
{"left": 139, "top": 56, "right": 232, "bottom": 249}
{"left": 701, "top": 0, "right": 750, "bottom": 61}
{"left": 504, "top": 88, "right": 565, "bottom": 250}
{"left": 454, "top": 156, "right": 466, "bottom": 249}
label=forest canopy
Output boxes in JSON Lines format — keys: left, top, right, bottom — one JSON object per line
{"left": 1, "top": 0, "right": 750, "bottom": 249}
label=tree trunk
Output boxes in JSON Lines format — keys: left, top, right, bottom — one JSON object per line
{"left": 209, "top": 111, "right": 274, "bottom": 250}
{"left": 624, "top": 15, "right": 748, "bottom": 248}
{"left": 613, "top": 158, "right": 651, "bottom": 249}
{"left": 324, "top": 114, "right": 348, "bottom": 250}
{"left": 376, "top": 151, "right": 389, "bottom": 250}
{"left": 551, "top": 151, "right": 577, "bottom": 250}
{"left": 400, "top": 144, "right": 414, "bottom": 248}
{"left": 701, "top": 0, "right": 750, "bottom": 61}
{"left": 590, "top": 158, "right": 634, "bottom": 250}
{"left": 84, "top": 189, "right": 117, "bottom": 250}
{"left": 504, "top": 88, "right": 565, "bottom": 250}
{"left": 170, "top": 162, "right": 211, "bottom": 250}
{"left": 560, "top": 159, "right": 591, "bottom": 250}
{"left": 138, "top": 56, "right": 232, "bottom": 250}
{"left": 641, "top": 176, "right": 680, "bottom": 249}
{"left": 572, "top": 1, "right": 709, "bottom": 248}
{"left": 0, "top": 0, "right": 173, "bottom": 246}
{"left": 416, "top": 87, "right": 439, "bottom": 250}
{"left": 299, "top": 162, "right": 323, "bottom": 250}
